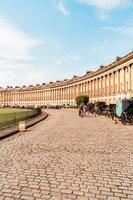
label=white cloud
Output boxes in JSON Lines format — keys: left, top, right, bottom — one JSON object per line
{"left": 0, "top": 16, "right": 42, "bottom": 61}
{"left": 0, "top": 16, "right": 44, "bottom": 87}
{"left": 54, "top": 54, "right": 80, "bottom": 67}
{"left": 53, "top": 0, "right": 70, "bottom": 16}
{"left": 0, "top": 60, "right": 45, "bottom": 87}
{"left": 105, "top": 26, "right": 133, "bottom": 35}
{"left": 76, "top": 0, "right": 131, "bottom": 10}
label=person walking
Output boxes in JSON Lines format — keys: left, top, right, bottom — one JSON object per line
{"left": 79, "top": 104, "right": 84, "bottom": 118}
{"left": 83, "top": 105, "right": 88, "bottom": 117}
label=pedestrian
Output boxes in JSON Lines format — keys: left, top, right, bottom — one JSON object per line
{"left": 83, "top": 105, "right": 88, "bottom": 117}
{"left": 79, "top": 104, "right": 84, "bottom": 118}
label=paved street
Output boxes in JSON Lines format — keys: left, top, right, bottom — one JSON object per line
{"left": 0, "top": 109, "right": 133, "bottom": 200}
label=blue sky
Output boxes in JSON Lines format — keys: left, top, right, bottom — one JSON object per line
{"left": 0, "top": 0, "right": 133, "bottom": 87}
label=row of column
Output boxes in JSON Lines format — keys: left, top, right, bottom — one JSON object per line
{"left": 51, "top": 64, "right": 132, "bottom": 100}
{"left": 0, "top": 64, "right": 132, "bottom": 104}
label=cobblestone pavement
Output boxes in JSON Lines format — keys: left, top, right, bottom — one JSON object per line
{"left": 0, "top": 109, "right": 133, "bottom": 200}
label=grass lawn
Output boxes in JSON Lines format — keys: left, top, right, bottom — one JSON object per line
{"left": 0, "top": 108, "right": 37, "bottom": 128}
{"left": 0, "top": 108, "right": 30, "bottom": 114}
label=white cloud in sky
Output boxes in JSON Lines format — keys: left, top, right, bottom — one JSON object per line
{"left": 53, "top": 0, "right": 70, "bottom": 16}
{"left": 0, "top": 60, "right": 45, "bottom": 87}
{"left": 0, "top": 16, "right": 42, "bottom": 61}
{"left": 105, "top": 26, "right": 133, "bottom": 36}
{"left": 0, "top": 16, "right": 43, "bottom": 87}
{"left": 54, "top": 54, "right": 80, "bottom": 66}
{"left": 76, "top": 0, "right": 131, "bottom": 10}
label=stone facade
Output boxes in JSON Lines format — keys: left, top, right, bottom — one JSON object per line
{"left": 0, "top": 51, "right": 133, "bottom": 107}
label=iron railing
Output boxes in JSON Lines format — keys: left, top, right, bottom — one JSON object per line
{"left": 0, "top": 108, "right": 41, "bottom": 129}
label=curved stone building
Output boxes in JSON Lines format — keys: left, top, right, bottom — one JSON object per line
{"left": 0, "top": 51, "right": 133, "bottom": 107}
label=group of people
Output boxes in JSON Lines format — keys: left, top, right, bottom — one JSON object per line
{"left": 79, "top": 104, "right": 88, "bottom": 118}
{"left": 78, "top": 104, "right": 97, "bottom": 118}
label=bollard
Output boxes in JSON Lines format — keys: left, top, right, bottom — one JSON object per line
{"left": 114, "top": 117, "right": 117, "bottom": 124}
{"left": 19, "top": 121, "right": 26, "bottom": 132}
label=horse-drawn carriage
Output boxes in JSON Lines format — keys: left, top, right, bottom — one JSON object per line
{"left": 104, "top": 104, "right": 116, "bottom": 119}
{"left": 86, "top": 102, "right": 107, "bottom": 116}
{"left": 115, "top": 98, "right": 133, "bottom": 125}
{"left": 94, "top": 102, "right": 107, "bottom": 115}
{"left": 87, "top": 103, "right": 95, "bottom": 114}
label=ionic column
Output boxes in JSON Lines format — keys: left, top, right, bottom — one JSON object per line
{"left": 123, "top": 67, "right": 126, "bottom": 92}
{"left": 80, "top": 83, "right": 82, "bottom": 95}
{"left": 54, "top": 90, "right": 56, "bottom": 100}
{"left": 74, "top": 85, "right": 76, "bottom": 98}
{"left": 104, "top": 75, "right": 107, "bottom": 96}
{"left": 79, "top": 84, "right": 81, "bottom": 96}
{"left": 111, "top": 73, "right": 113, "bottom": 95}
{"left": 91, "top": 80, "right": 93, "bottom": 97}
{"left": 131, "top": 64, "right": 133, "bottom": 91}
{"left": 83, "top": 82, "right": 86, "bottom": 95}
{"left": 87, "top": 82, "right": 89, "bottom": 97}
{"left": 68, "top": 87, "right": 69, "bottom": 99}
{"left": 86, "top": 82, "right": 87, "bottom": 95}
{"left": 56, "top": 89, "right": 58, "bottom": 100}
{"left": 67, "top": 87, "right": 69, "bottom": 100}
{"left": 113, "top": 71, "right": 116, "bottom": 94}
{"left": 65, "top": 87, "right": 67, "bottom": 100}
{"left": 78, "top": 84, "right": 80, "bottom": 95}
{"left": 54, "top": 89, "right": 55, "bottom": 101}
{"left": 66, "top": 87, "right": 68, "bottom": 100}
{"left": 80, "top": 84, "right": 82, "bottom": 95}
{"left": 58, "top": 89, "right": 60, "bottom": 101}
{"left": 64, "top": 88, "right": 66, "bottom": 100}
{"left": 95, "top": 79, "right": 98, "bottom": 97}
{"left": 69, "top": 86, "right": 71, "bottom": 99}
{"left": 103, "top": 76, "right": 105, "bottom": 96}
{"left": 84, "top": 82, "right": 86, "bottom": 95}
{"left": 73, "top": 85, "right": 75, "bottom": 98}
{"left": 62, "top": 88, "right": 64, "bottom": 100}
{"left": 97, "top": 78, "right": 99, "bottom": 97}
{"left": 106, "top": 74, "right": 109, "bottom": 96}
{"left": 68, "top": 87, "right": 70, "bottom": 100}
{"left": 128, "top": 64, "right": 131, "bottom": 91}
{"left": 50, "top": 90, "right": 52, "bottom": 101}
{"left": 57, "top": 89, "right": 58, "bottom": 101}
{"left": 51, "top": 89, "right": 54, "bottom": 101}
{"left": 63, "top": 88, "right": 64, "bottom": 100}
{"left": 116, "top": 70, "right": 119, "bottom": 93}
{"left": 120, "top": 68, "right": 124, "bottom": 92}
{"left": 100, "top": 77, "right": 103, "bottom": 96}
{"left": 82, "top": 83, "right": 84, "bottom": 94}
{"left": 89, "top": 81, "right": 91, "bottom": 97}
{"left": 93, "top": 80, "right": 95, "bottom": 97}
{"left": 59, "top": 88, "right": 61, "bottom": 102}
{"left": 52, "top": 90, "right": 54, "bottom": 101}
{"left": 96, "top": 78, "right": 99, "bottom": 97}
{"left": 71, "top": 86, "right": 73, "bottom": 99}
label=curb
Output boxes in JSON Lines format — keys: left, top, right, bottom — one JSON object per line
{"left": 0, "top": 112, "right": 48, "bottom": 139}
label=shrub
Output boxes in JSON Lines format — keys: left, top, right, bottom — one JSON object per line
{"left": 75, "top": 95, "right": 89, "bottom": 106}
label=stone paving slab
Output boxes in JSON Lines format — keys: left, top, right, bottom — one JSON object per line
{"left": 0, "top": 109, "right": 133, "bottom": 200}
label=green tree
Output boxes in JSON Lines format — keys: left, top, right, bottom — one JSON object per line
{"left": 75, "top": 95, "right": 89, "bottom": 106}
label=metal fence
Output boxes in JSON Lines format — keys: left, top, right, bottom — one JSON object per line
{"left": 0, "top": 108, "right": 41, "bottom": 129}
